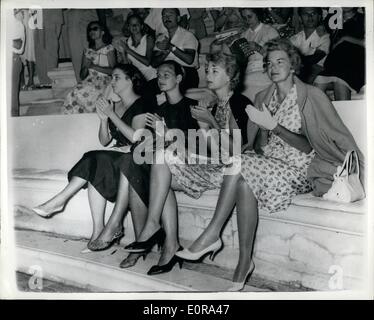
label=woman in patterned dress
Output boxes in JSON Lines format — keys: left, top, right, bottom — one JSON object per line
{"left": 176, "top": 39, "right": 316, "bottom": 290}
{"left": 63, "top": 21, "right": 116, "bottom": 114}
{"left": 124, "top": 50, "right": 252, "bottom": 275}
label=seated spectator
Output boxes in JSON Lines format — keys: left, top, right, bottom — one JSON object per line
{"left": 238, "top": 8, "right": 279, "bottom": 102}
{"left": 151, "top": 8, "right": 200, "bottom": 92}
{"left": 114, "top": 14, "right": 157, "bottom": 83}
{"left": 63, "top": 21, "right": 116, "bottom": 114}
{"left": 314, "top": 7, "right": 365, "bottom": 100}
{"left": 263, "top": 7, "right": 298, "bottom": 38}
{"left": 145, "top": 8, "right": 189, "bottom": 37}
{"left": 188, "top": 8, "right": 208, "bottom": 39}
{"left": 214, "top": 7, "right": 244, "bottom": 32}
{"left": 11, "top": 9, "right": 25, "bottom": 117}
{"left": 290, "top": 7, "right": 330, "bottom": 84}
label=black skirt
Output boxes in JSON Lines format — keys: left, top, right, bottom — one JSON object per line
{"left": 68, "top": 150, "right": 125, "bottom": 203}
{"left": 118, "top": 153, "right": 151, "bottom": 207}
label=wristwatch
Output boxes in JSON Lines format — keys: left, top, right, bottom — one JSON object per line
{"left": 171, "top": 45, "right": 177, "bottom": 52}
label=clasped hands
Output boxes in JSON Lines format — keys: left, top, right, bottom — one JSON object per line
{"left": 245, "top": 103, "right": 278, "bottom": 131}
{"left": 96, "top": 97, "right": 114, "bottom": 120}
{"left": 191, "top": 101, "right": 214, "bottom": 129}
{"left": 145, "top": 113, "right": 168, "bottom": 136}
{"left": 156, "top": 36, "right": 172, "bottom": 51}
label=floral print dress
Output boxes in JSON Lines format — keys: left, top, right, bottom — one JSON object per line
{"left": 238, "top": 85, "right": 314, "bottom": 213}
{"left": 63, "top": 45, "right": 114, "bottom": 114}
{"left": 164, "top": 94, "right": 234, "bottom": 199}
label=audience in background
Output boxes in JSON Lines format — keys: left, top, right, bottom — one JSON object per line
{"left": 188, "top": 8, "right": 208, "bottom": 40}
{"left": 314, "top": 7, "right": 365, "bottom": 100}
{"left": 290, "top": 7, "right": 330, "bottom": 84}
{"left": 214, "top": 7, "right": 244, "bottom": 32}
{"left": 63, "top": 21, "right": 116, "bottom": 114}
{"left": 152, "top": 8, "right": 200, "bottom": 92}
{"left": 66, "top": 9, "right": 99, "bottom": 81}
{"left": 13, "top": 6, "right": 367, "bottom": 118}
{"left": 239, "top": 8, "right": 279, "bottom": 102}
{"left": 115, "top": 14, "right": 157, "bottom": 82}
{"left": 20, "top": 9, "right": 37, "bottom": 90}
{"left": 34, "top": 9, "right": 64, "bottom": 88}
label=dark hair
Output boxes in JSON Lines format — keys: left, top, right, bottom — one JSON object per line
{"left": 158, "top": 60, "right": 185, "bottom": 79}
{"left": 161, "top": 8, "right": 181, "bottom": 17}
{"left": 263, "top": 38, "right": 302, "bottom": 75}
{"left": 125, "top": 13, "right": 146, "bottom": 36}
{"left": 113, "top": 63, "right": 147, "bottom": 95}
{"left": 87, "top": 21, "right": 113, "bottom": 49}
{"left": 206, "top": 51, "right": 240, "bottom": 90}
{"left": 298, "top": 7, "right": 323, "bottom": 17}
{"left": 239, "top": 8, "right": 265, "bottom": 22}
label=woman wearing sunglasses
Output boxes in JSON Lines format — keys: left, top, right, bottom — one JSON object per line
{"left": 63, "top": 21, "right": 116, "bottom": 114}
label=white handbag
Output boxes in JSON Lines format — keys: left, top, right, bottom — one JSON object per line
{"left": 323, "top": 150, "right": 365, "bottom": 203}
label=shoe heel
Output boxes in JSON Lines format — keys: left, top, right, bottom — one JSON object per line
{"left": 209, "top": 249, "right": 219, "bottom": 261}
{"left": 177, "top": 258, "right": 183, "bottom": 269}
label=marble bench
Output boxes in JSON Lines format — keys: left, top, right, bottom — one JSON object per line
{"left": 10, "top": 98, "right": 367, "bottom": 291}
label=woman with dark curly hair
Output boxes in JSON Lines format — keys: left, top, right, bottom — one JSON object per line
{"left": 176, "top": 38, "right": 364, "bottom": 291}
{"left": 124, "top": 50, "right": 252, "bottom": 275}
{"left": 63, "top": 21, "right": 116, "bottom": 114}
{"left": 32, "top": 64, "right": 149, "bottom": 252}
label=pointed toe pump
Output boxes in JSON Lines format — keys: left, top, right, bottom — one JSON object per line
{"left": 175, "top": 238, "right": 222, "bottom": 261}
{"left": 147, "top": 247, "right": 184, "bottom": 275}
{"left": 227, "top": 260, "right": 255, "bottom": 292}
{"left": 124, "top": 228, "right": 165, "bottom": 253}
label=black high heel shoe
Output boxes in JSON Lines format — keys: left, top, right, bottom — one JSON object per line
{"left": 147, "top": 247, "right": 184, "bottom": 276}
{"left": 124, "top": 228, "right": 165, "bottom": 253}
{"left": 119, "top": 252, "right": 148, "bottom": 269}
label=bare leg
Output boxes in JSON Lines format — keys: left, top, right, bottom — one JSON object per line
{"left": 188, "top": 173, "right": 240, "bottom": 252}
{"left": 129, "top": 185, "right": 148, "bottom": 238}
{"left": 334, "top": 82, "right": 351, "bottom": 101}
{"left": 232, "top": 177, "right": 258, "bottom": 283}
{"left": 87, "top": 183, "right": 106, "bottom": 242}
{"left": 36, "top": 176, "right": 86, "bottom": 213}
{"left": 94, "top": 172, "right": 129, "bottom": 242}
{"left": 120, "top": 185, "right": 149, "bottom": 267}
{"left": 137, "top": 163, "right": 172, "bottom": 241}
{"left": 158, "top": 189, "right": 180, "bottom": 265}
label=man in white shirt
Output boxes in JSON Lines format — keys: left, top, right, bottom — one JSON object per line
{"left": 145, "top": 8, "right": 189, "bottom": 37}
{"left": 290, "top": 7, "right": 330, "bottom": 83}
{"left": 11, "top": 9, "right": 25, "bottom": 116}
{"left": 151, "top": 8, "right": 199, "bottom": 92}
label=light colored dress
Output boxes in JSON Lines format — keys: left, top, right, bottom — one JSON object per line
{"left": 63, "top": 45, "right": 114, "bottom": 114}
{"left": 238, "top": 85, "right": 314, "bottom": 213}
{"left": 165, "top": 94, "right": 234, "bottom": 199}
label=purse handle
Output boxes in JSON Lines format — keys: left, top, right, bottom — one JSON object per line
{"left": 339, "top": 150, "right": 360, "bottom": 177}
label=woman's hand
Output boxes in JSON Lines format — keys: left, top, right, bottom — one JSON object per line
{"left": 145, "top": 113, "right": 168, "bottom": 135}
{"left": 191, "top": 102, "right": 215, "bottom": 127}
{"left": 96, "top": 97, "right": 114, "bottom": 118}
{"left": 246, "top": 103, "right": 277, "bottom": 131}
{"left": 96, "top": 103, "right": 108, "bottom": 120}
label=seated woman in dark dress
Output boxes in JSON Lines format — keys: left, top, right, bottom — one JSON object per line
{"left": 103, "top": 60, "right": 200, "bottom": 267}
{"left": 31, "top": 64, "right": 148, "bottom": 252}
{"left": 314, "top": 7, "right": 365, "bottom": 100}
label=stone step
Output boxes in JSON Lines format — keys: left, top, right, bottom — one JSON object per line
{"left": 19, "top": 89, "right": 54, "bottom": 104}
{"left": 15, "top": 229, "right": 266, "bottom": 292}
{"left": 20, "top": 100, "right": 64, "bottom": 116}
